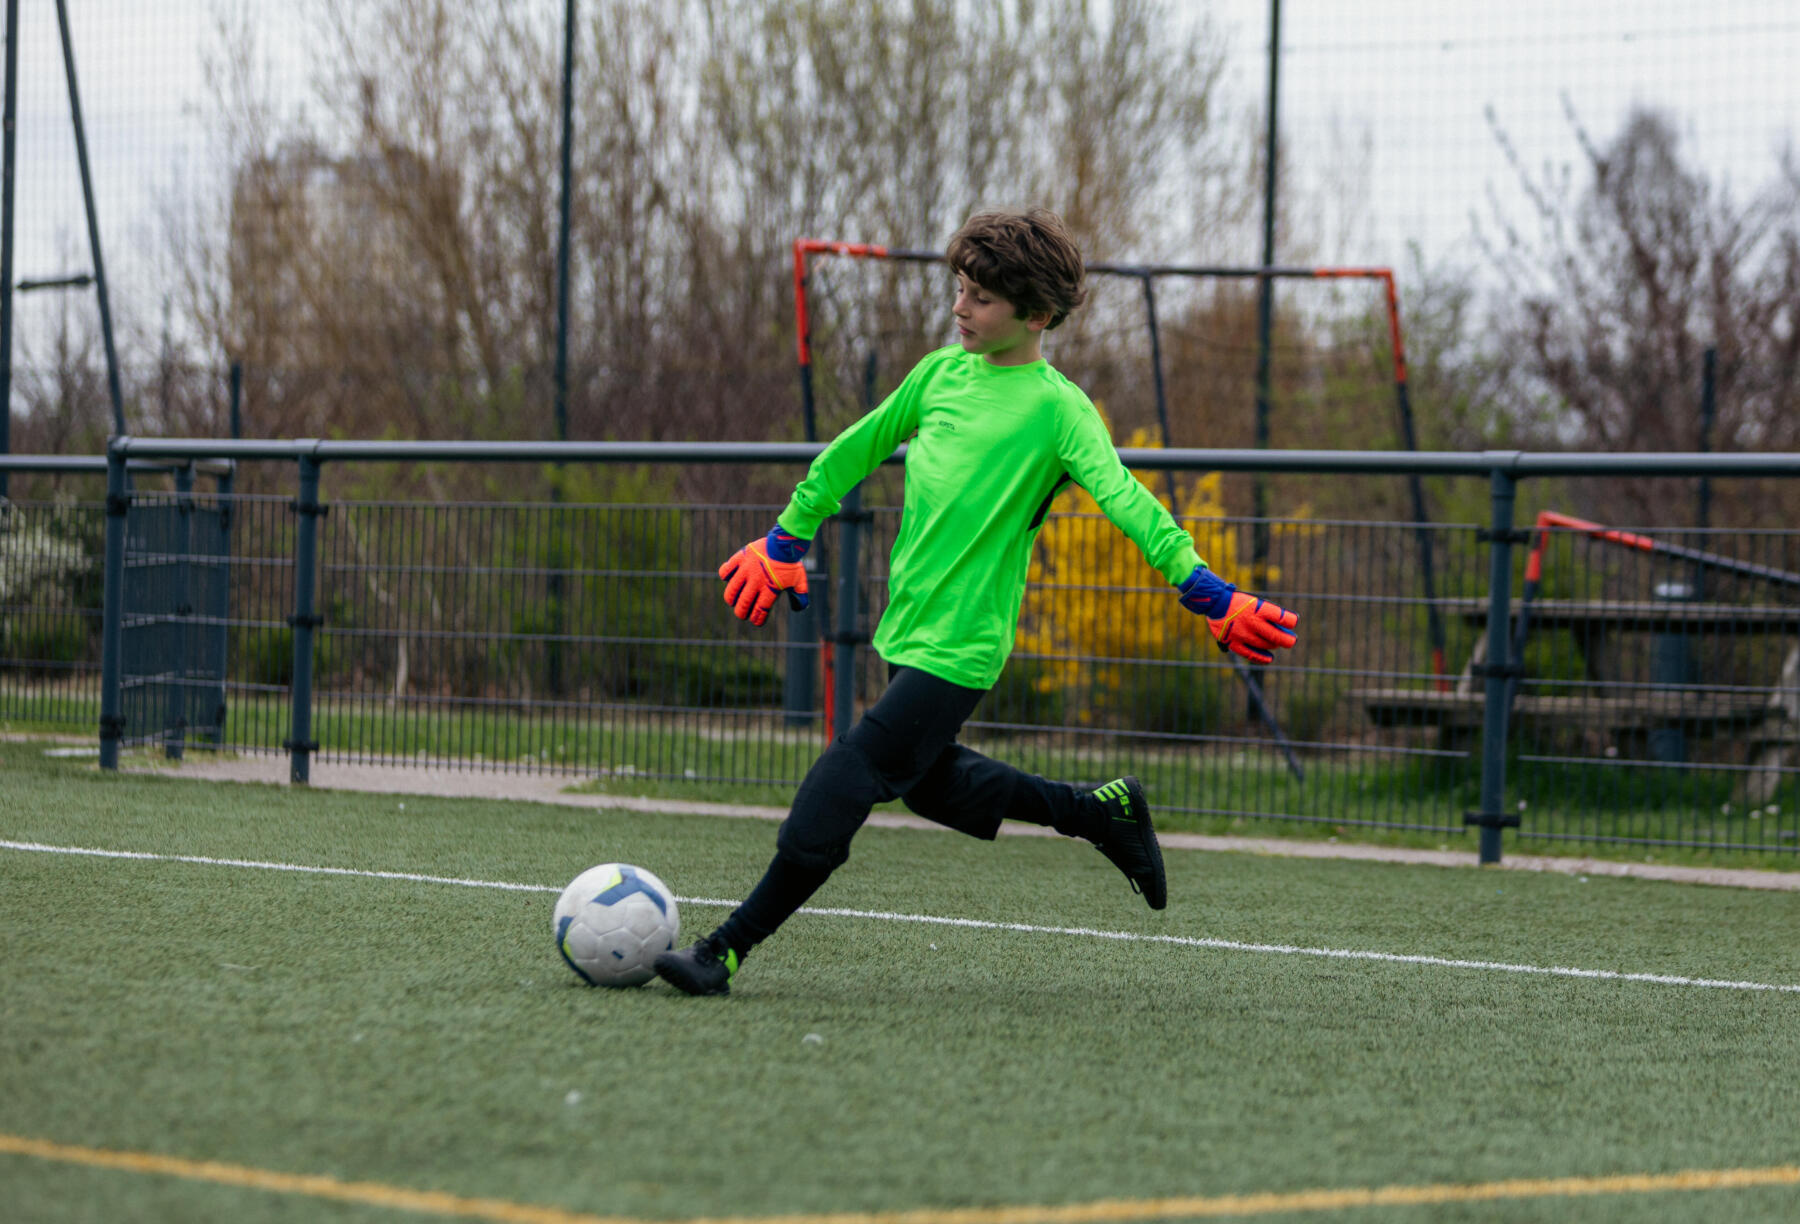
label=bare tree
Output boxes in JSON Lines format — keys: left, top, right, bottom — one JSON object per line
{"left": 1479, "top": 103, "right": 1800, "bottom": 522}
{"left": 10, "top": 295, "right": 113, "bottom": 457}
{"left": 160, "top": 0, "right": 1238, "bottom": 470}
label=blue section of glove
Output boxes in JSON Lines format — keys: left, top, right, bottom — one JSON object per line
{"left": 1177, "top": 565, "right": 1237, "bottom": 620}
{"left": 766, "top": 525, "right": 810, "bottom": 563}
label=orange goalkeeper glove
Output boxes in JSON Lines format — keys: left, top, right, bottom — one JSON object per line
{"left": 719, "top": 526, "right": 810, "bottom": 627}
{"left": 1178, "top": 566, "right": 1298, "bottom": 665}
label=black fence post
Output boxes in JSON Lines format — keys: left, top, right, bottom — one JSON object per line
{"left": 208, "top": 463, "right": 233, "bottom": 746}
{"left": 832, "top": 484, "right": 867, "bottom": 741}
{"left": 783, "top": 567, "right": 817, "bottom": 726}
{"left": 163, "top": 463, "right": 194, "bottom": 760}
{"left": 97, "top": 437, "right": 129, "bottom": 769}
{"left": 1469, "top": 465, "right": 1522, "bottom": 863}
{"left": 287, "top": 453, "right": 323, "bottom": 784}
{"left": 0, "top": 0, "right": 16, "bottom": 503}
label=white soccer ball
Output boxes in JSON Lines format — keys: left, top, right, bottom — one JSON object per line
{"left": 552, "top": 863, "right": 680, "bottom": 988}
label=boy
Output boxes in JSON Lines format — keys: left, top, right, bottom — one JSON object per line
{"left": 654, "top": 209, "right": 1297, "bottom": 996}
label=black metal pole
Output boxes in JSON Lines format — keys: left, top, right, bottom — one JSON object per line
{"left": 165, "top": 463, "right": 194, "bottom": 760}
{"left": 832, "top": 482, "right": 864, "bottom": 742}
{"left": 828, "top": 349, "right": 881, "bottom": 737}
{"left": 797, "top": 256, "right": 818, "bottom": 445}
{"left": 215, "top": 371, "right": 237, "bottom": 746}
{"left": 1697, "top": 346, "right": 1716, "bottom": 532}
{"left": 790, "top": 251, "right": 825, "bottom": 727}
{"left": 0, "top": 0, "right": 16, "bottom": 501}
{"left": 98, "top": 438, "right": 129, "bottom": 769}
{"left": 1394, "top": 374, "right": 1449, "bottom": 684}
{"left": 1140, "top": 274, "right": 1173, "bottom": 450}
{"left": 228, "top": 360, "right": 243, "bottom": 439}
{"left": 1251, "top": 0, "right": 1281, "bottom": 588}
{"left": 553, "top": 0, "right": 574, "bottom": 445}
{"left": 1139, "top": 274, "right": 1176, "bottom": 503}
{"left": 547, "top": 0, "right": 576, "bottom": 696}
{"left": 53, "top": 0, "right": 123, "bottom": 435}
{"left": 288, "top": 455, "right": 323, "bottom": 784}
{"left": 1471, "top": 469, "right": 1520, "bottom": 864}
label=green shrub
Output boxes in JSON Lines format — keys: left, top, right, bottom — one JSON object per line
{"left": 983, "top": 657, "right": 1068, "bottom": 729}
{"left": 0, "top": 617, "right": 91, "bottom": 668}
{"left": 1104, "top": 655, "right": 1228, "bottom": 736}
{"left": 648, "top": 648, "right": 784, "bottom": 707}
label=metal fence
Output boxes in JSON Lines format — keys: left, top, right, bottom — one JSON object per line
{"left": 5, "top": 440, "right": 1800, "bottom": 862}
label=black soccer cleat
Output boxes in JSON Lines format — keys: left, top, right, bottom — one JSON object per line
{"left": 1092, "top": 776, "right": 1167, "bottom": 910}
{"left": 654, "top": 936, "right": 739, "bottom": 996}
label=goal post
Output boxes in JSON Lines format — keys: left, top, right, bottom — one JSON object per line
{"left": 790, "top": 239, "right": 1453, "bottom": 734}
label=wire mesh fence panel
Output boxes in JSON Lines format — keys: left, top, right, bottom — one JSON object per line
{"left": 0, "top": 495, "right": 104, "bottom": 728}
{"left": 9, "top": 451, "right": 1800, "bottom": 859}
{"left": 946, "top": 510, "right": 1489, "bottom": 838}
{"left": 307, "top": 498, "right": 824, "bottom": 791}
{"left": 208, "top": 493, "right": 296, "bottom": 757}
{"left": 118, "top": 489, "right": 231, "bottom": 753}
{"left": 1506, "top": 523, "right": 1800, "bottom": 853}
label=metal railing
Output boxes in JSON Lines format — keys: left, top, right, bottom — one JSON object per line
{"left": 5, "top": 439, "right": 1800, "bottom": 863}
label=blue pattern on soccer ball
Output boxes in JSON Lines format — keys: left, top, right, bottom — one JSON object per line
{"left": 555, "top": 915, "right": 597, "bottom": 985}
{"left": 591, "top": 865, "right": 668, "bottom": 915}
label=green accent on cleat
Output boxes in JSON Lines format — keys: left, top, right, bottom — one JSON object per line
{"left": 1094, "top": 778, "right": 1134, "bottom": 810}
{"left": 1092, "top": 775, "right": 1166, "bottom": 909}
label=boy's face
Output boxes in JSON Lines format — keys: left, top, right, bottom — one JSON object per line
{"left": 952, "top": 272, "right": 1050, "bottom": 366}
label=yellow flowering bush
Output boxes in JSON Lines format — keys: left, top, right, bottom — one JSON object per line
{"left": 1013, "top": 420, "right": 1279, "bottom": 726}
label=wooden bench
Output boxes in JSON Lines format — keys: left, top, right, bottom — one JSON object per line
{"left": 1360, "top": 688, "right": 1784, "bottom": 735}
{"left": 1443, "top": 599, "right": 1800, "bottom": 635}
{"left": 1355, "top": 600, "right": 1800, "bottom": 788}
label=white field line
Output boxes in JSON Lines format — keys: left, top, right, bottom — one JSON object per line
{"left": 5, "top": 838, "right": 1799, "bottom": 996}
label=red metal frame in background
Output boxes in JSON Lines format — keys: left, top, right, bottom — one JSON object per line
{"left": 793, "top": 241, "right": 1418, "bottom": 442}
{"left": 792, "top": 240, "right": 1449, "bottom": 733}
{"left": 1520, "top": 509, "right": 1800, "bottom": 609}
{"left": 1504, "top": 509, "right": 1800, "bottom": 717}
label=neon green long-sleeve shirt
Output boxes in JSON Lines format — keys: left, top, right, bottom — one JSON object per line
{"left": 778, "top": 345, "right": 1204, "bottom": 690}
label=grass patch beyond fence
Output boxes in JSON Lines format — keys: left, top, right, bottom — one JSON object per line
{"left": 8, "top": 679, "right": 1799, "bottom": 870}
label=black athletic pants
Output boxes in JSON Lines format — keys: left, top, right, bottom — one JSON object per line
{"left": 714, "top": 666, "right": 1106, "bottom": 955}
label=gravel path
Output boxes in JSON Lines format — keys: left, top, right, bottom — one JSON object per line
{"left": 102, "top": 749, "right": 1800, "bottom": 892}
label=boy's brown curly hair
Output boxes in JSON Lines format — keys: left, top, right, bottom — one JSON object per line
{"left": 945, "top": 209, "right": 1088, "bottom": 331}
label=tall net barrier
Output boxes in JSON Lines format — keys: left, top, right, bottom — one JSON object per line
{"left": 795, "top": 243, "right": 1416, "bottom": 460}
{"left": 9, "top": 448, "right": 1800, "bottom": 856}
{"left": 4, "top": 3, "right": 1793, "bottom": 469}
{"left": 793, "top": 241, "right": 1453, "bottom": 700}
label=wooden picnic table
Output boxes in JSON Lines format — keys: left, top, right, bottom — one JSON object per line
{"left": 1443, "top": 598, "right": 1800, "bottom": 634}
{"left": 1354, "top": 599, "right": 1800, "bottom": 792}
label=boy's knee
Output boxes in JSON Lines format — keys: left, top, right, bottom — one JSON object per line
{"left": 775, "top": 819, "right": 852, "bottom": 872}
{"left": 808, "top": 734, "right": 900, "bottom": 800}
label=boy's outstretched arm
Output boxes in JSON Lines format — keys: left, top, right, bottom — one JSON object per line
{"left": 1053, "top": 404, "right": 1299, "bottom": 665}
{"left": 1176, "top": 566, "right": 1298, "bottom": 665}
{"left": 719, "top": 350, "right": 938, "bottom": 628}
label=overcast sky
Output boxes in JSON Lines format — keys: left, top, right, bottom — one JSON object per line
{"left": 1212, "top": 0, "right": 1799, "bottom": 269}
{"left": 4, "top": 1, "right": 1795, "bottom": 355}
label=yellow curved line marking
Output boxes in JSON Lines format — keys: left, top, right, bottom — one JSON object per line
{"left": 3, "top": 1133, "right": 1798, "bottom": 1222}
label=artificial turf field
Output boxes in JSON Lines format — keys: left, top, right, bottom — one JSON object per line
{"left": 3, "top": 738, "right": 1799, "bottom": 1223}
